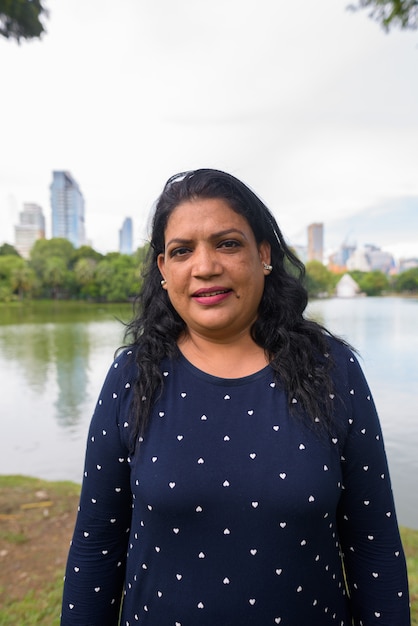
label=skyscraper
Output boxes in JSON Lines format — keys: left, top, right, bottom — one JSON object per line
{"left": 119, "top": 217, "right": 133, "bottom": 255}
{"left": 50, "top": 171, "right": 86, "bottom": 248}
{"left": 307, "top": 223, "right": 324, "bottom": 263}
{"left": 14, "top": 203, "right": 46, "bottom": 258}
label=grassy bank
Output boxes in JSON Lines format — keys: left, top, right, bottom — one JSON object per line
{"left": 0, "top": 476, "right": 80, "bottom": 626}
{"left": 0, "top": 475, "right": 417, "bottom": 625}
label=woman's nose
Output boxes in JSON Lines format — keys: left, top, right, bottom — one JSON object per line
{"left": 191, "top": 246, "right": 222, "bottom": 277}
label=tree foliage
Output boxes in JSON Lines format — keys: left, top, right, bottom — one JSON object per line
{"left": 393, "top": 267, "right": 418, "bottom": 292}
{"left": 0, "top": 0, "right": 48, "bottom": 42}
{"left": 42, "top": 256, "right": 72, "bottom": 299}
{"left": 348, "top": 0, "right": 418, "bottom": 31}
{"left": 10, "top": 262, "right": 38, "bottom": 299}
{"left": 348, "top": 270, "right": 390, "bottom": 295}
{"left": 71, "top": 245, "right": 104, "bottom": 266}
{"left": 0, "top": 243, "right": 20, "bottom": 256}
{"left": 0, "top": 254, "right": 37, "bottom": 300}
{"left": 95, "top": 254, "right": 140, "bottom": 302}
{"left": 0, "top": 237, "right": 146, "bottom": 302}
{"left": 73, "top": 257, "right": 100, "bottom": 299}
{"left": 30, "top": 238, "right": 75, "bottom": 298}
{"left": 357, "top": 270, "right": 389, "bottom": 295}
{"left": 304, "top": 261, "right": 336, "bottom": 298}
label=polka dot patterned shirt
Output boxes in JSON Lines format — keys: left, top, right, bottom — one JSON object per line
{"left": 61, "top": 339, "right": 410, "bottom": 625}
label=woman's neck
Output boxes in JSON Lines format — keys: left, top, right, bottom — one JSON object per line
{"left": 177, "top": 331, "right": 268, "bottom": 378}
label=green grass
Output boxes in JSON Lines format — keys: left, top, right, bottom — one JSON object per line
{"left": 0, "top": 475, "right": 81, "bottom": 626}
{"left": 0, "top": 530, "right": 27, "bottom": 544}
{"left": 402, "top": 526, "right": 418, "bottom": 625}
{"left": 0, "top": 576, "right": 63, "bottom": 626}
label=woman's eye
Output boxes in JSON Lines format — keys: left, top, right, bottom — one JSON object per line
{"left": 170, "top": 247, "right": 191, "bottom": 257}
{"left": 219, "top": 240, "right": 240, "bottom": 249}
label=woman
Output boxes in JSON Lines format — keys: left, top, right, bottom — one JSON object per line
{"left": 61, "top": 169, "right": 410, "bottom": 625}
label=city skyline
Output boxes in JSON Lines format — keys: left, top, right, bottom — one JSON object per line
{"left": 7, "top": 185, "right": 416, "bottom": 270}
{"left": 1, "top": 1, "right": 417, "bottom": 258}
{"left": 3, "top": 169, "right": 417, "bottom": 262}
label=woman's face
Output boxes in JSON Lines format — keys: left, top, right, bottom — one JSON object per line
{"left": 157, "top": 197, "right": 271, "bottom": 343}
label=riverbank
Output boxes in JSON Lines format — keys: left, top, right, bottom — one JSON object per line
{"left": 0, "top": 475, "right": 417, "bottom": 625}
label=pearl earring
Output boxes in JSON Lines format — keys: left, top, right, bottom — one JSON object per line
{"left": 263, "top": 262, "right": 273, "bottom": 272}
{"left": 161, "top": 279, "right": 167, "bottom": 287}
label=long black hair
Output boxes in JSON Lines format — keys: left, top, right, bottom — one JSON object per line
{"left": 124, "top": 168, "right": 343, "bottom": 442}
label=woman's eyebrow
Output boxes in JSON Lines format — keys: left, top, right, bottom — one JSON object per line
{"left": 165, "top": 228, "right": 247, "bottom": 248}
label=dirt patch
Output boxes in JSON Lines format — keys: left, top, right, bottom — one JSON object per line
{"left": 0, "top": 476, "right": 80, "bottom": 605}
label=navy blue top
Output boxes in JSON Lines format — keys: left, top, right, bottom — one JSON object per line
{"left": 61, "top": 339, "right": 410, "bottom": 625}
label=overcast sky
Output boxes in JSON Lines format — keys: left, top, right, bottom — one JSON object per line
{"left": 1, "top": 0, "right": 417, "bottom": 258}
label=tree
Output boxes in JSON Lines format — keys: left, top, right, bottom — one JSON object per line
{"left": 348, "top": 0, "right": 418, "bottom": 31}
{"left": 0, "top": 254, "right": 31, "bottom": 300}
{"left": 304, "top": 261, "right": 335, "bottom": 298}
{"left": 10, "top": 263, "right": 38, "bottom": 299}
{"left": 0, "top": 0, "right": 48, "bottom": 42}
{"left": 30, "top": 238, "right": 75, "bottom": 277}
{"left": 393, "top": 267, "right": 418, "bottom": 292}
{"left": 73, "top": 257, "right": 100, "bottom": 299}
{"left": 0, "top": 243, "right": 20, "bottom": 256}
{"left": 96, "top": 254, "right": 140, "bottom": 302}
{"left": 70, "top": 245, "right": 104, "bottom": 267}
{"left": 42, "top": 256, "right": 71, "bottom": 299}
{"left": 357, "top": 270, "right": 389, "bottom": 295}
{"left": 30, "top": 238, "right": 75, "bottom": 297}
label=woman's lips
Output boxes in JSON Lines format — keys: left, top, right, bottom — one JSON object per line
{"left": 192, "top": 287, "right": 233, "bottom": 305}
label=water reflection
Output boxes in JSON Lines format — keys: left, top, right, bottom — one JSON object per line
{"left": 0, "top": 322, "right": 90, "bottom": 427}
{"left": 53, "top": 324, "right": 90, "bottom": 427}
{"left": 1, "top": 324, "right": 52, "bottom": 392}
{"left": 0, "top": 303, "right": 130, "bottom": 483}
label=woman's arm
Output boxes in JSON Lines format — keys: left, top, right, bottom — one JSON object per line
{"left": 61, "top": 350, "right": 135, "bottom": 625}
{"left": 337, "top": 351, "right": 410, "bottom": 626}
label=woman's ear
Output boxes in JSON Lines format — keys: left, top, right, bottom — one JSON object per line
{"left": 157, "top": 254, "right": 167, "bottom": 288}
{"left": 259, "top": 241, "right": 271, "bottom": 266}
{"left": 157, "top": 253, "right": 165, "bottom": 276}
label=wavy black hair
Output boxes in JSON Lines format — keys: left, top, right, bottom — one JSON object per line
{"left": 124, "top": 168, "right": 343, "bottom": 442}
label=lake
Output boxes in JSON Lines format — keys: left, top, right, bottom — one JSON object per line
{"left": 0, "top": 298, "right": 417, "bottom": 529}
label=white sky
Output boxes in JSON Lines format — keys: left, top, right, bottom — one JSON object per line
{"left": 1, "top": 0, "right": 417, "bottom": 258}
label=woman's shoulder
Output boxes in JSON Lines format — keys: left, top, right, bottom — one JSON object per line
{"left": 319, "top": 331, "right": 355, "bottom": 362}
{"left": 324, "top": 334, "right": 360, "bottom": 386}
{"left": 114, "top": 345, "right": 138, "bottom": 367}
{"left": 324, "top": 334, "right": 375, "bottom": 411}
{"left": 102, "top": 345, "right": 139, "bottom": 387}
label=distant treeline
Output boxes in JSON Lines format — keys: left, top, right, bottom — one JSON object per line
{"left": 0, "top": 239, "right": 147, "bottom": 302}
{"left": 0, "top": 240, "right": 417, "bottom": 302}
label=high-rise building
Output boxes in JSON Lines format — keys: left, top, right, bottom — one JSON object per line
{"left": 14, "top": 203, "right": 46, "bottom": 258}
{"left": 50, "top": 171, "right": 86, "bottom": 248}
{"left": 307, "top": 223, "right": 324, "bottom": 263}
{"left": 328, "top": 242, "right": 356, "bottom": 271}
{"left": 347, "top": 244, "right": 395, "bottom": 275}
{"left": 119, "top": 217, "right": 133, "bottom": 255}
